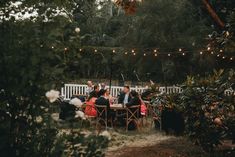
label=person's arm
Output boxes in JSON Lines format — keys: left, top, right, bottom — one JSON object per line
{"left": 126, "top": 99, "right": 134, "bottom": 107}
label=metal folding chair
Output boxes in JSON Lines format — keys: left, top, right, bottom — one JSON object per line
{"left": 126, "top": 105, "right": 140, "bottom": 131}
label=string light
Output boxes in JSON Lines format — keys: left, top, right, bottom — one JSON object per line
{"left": 45, "top": 46, "right": 235, "bottom": 62}
{"left": 40, "top": 44, "right": 43, "bottom": 48}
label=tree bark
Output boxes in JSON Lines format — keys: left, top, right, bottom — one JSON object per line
{"left": 202, "top": 0, "right": 225, "bottom": 28}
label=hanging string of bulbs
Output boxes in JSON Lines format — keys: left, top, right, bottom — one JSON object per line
{"left": 48, "top": 44, "right": 234, "bottom": 62}
{"left": 75, "top": 46, "right": 234, "bottom": 61}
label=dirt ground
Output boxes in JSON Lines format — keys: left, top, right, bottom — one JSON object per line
{"left": 106, "top": 130, "right": 208, "bottom": 157}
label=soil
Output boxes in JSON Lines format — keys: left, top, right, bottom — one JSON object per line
{"left": 106, "top": 131, "right": 208, "bottom": 157}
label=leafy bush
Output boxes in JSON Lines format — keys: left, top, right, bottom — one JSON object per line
{"left": 178, "top": 69, "right": 235, "bottom": 152}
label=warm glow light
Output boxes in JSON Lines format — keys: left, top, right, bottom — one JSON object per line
{"left": 154, "top": 53, "right": 157, "bottom": 57}
{"left": 125, "top": 52, "right": 128, "bottom": 55}
{"left": 207, "top": 47, "right": 211, "bottom": 51}
{"left": 217, "top": 54, "right": 220, "bottom": 57}
{"left": 179, "top": 48, "right": 182, "bottom": 52}
{"left": 79, "top": 48, "right": 82, "bottom": 51}
{"left": 211, "top": 51, "right": 214, "bottom": 54}
{"left": 94, "top": 49, "right": 97, "bottom": 52}
{"left": 182, "top": 53, "right": 185, "bottom": 56}
{"left": 40, "top": 44, "right": 43, "bottom": 47}
{"left": 230, "top": 57, "right": 233, "bottom": 61}
{"left": 200, "top": 51, "right": 203, "bottom": 55}
{"left": 133, "top": 53, "right": 136, "bottom": 56}
{"left": 51, "top": 46, "right": 54, "bottom": 49}
{"left": 168, "top": 54, "right": 171, "bottom": 57}
{"left": 220, "top": 49, "right": 223, "bottom": 53}
{"left": 113, "top": 49, "right": 116, "bottom": 53}
{"left": 154, "top": 49, "right": 157, "bottom": 53}
{"left": 132, "top": 49, "right": 135, "bottom": 53}
{"left": 144, "top": 53, "right": 146, "bottom": 56}
{"left": 64, "top": 47, "right": 68, "bottom": 51}
{"left": 222, "top": 56, "right": 226, "bottom": 59}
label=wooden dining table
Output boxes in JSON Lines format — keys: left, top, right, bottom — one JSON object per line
{"left": 110, "top": 103, "right": 126, "bottom": 110}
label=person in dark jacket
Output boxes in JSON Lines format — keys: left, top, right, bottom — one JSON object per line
{"left": 118, "top": 85, "right": 131, "bottom": 104}
{"left": 126, "top": 90, "right": 141, "bottom": 118}
{"left": 95, "top": 89, "right": 115, "bottom": 120}
{"left": 125, "top": 90, "right": 141, "bottom": 130}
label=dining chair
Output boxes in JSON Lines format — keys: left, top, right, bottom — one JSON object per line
{"left": 95, "top": 105, "right": 113, "bottom": 130}
{"left": 126, "top": 105, "right": 140, "bottom": 131}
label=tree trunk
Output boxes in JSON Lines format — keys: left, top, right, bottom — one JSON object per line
{"left": 201, "top": 0, "right": 225, "bottom": 28}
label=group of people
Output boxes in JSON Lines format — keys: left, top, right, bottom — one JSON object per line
{"left": 84, "top": 81, "right": 148, "bottom": 126}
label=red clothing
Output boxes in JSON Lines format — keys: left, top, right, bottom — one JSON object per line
{"left": 140, "top": 100, "right": 147, "bottom": 116}
{"left": 84, "top": 97, "right": 97, "bottom": 117}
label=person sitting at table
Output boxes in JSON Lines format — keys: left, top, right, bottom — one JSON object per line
{"left": 126, "top": 90, "right": 141, "bottom": 117}
{"left": 105, "top": 88, "right": 115, "bottom": 104}
{"left": 89, "top": 85, "right": 100, "bottom": 98}
{"left": 86, "top": 81, "right": 93, "bottom": 95}
{"left": 118, "top": 85, "right": 131, "bottom": 104}
{"left": 125, "top": 90, "right": 141, "bottom": 130}
{"left": 84, "top": 92, "right": 97, "bottom": 117}
{"left": 95, "top": 89, "right": 115, "bottom": 122}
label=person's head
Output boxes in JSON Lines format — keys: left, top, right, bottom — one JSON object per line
{"left": 94, "top": 85, "right": 100, "bottom": 92}
{"left": 87, "top": 81, "right": 93, "bottom": 87}
{"left": 123, "top": 85, "right": 130, "bottom": 94}
{"left": 105, "top": 88, "right": 110, "bottom": 95}
{"left": 88, "top": 91, "right": 98, "bottom": 101}
{"left": 130, "top": 90, "right": 139, "bottom": 98}
{"left": 99, "top": 89, "right": 106, "bottom": 96}
{"left": 101, "top": 83, "right": 106, "bottom": 89}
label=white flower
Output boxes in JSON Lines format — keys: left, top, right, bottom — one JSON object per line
{"left": 100, "top": 131, "right": 111, "bottom": 140}
{"left": 75, "top": 111, "right": 86, "bottom": 120}
{"left": 35, "top": 116, "right": 43, "bottom": 123}
{"left": 70, "top": 98, "right": 83, "bottom": 108}
{"left": 75, "top": 27, "right": 80, "bottom": 33}
{"left": 45, "top": 90, "right": 60, "bottom": 103}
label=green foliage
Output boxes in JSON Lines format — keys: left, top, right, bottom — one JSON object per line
{"left": 179, "top": 69, "right": 235, "bottom": 152}
{"left": 0, "top": 1, "right": 109, "bottom": 156}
